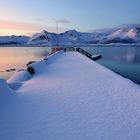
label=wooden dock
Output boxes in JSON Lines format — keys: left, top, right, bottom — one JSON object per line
{"left": 64, "top": 47, "right": 102, "bottom": 61}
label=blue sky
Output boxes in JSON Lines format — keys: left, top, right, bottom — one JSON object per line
{"left": 0, "top": 0, "right": 140, "bottom": 35}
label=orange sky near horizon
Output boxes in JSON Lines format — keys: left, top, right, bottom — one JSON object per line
{"left": 0, "top": 20, "right": 48, "bottom": 36}
{"left": 0, "top": 0, "right": 140, "bottom": 37}
{"left": 0, "top": 20, "right": 69, "bottom": 36}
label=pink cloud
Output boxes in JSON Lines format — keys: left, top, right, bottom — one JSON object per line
{"left": 57, "top": 19, "right": 70, "bottom": 24}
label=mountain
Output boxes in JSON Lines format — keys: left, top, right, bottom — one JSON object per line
{"left": 100, "top": 24, "right": 140, "bottom": 44}
{"left": 0, "top": 24, "right": 140, "bottom": 46}
{"left": 27, "top": 30, "right": 104, "bottom": 46}
{"left": 0, "top": 35, "right": 30, "bottom": 46}
{"left": 28, "top": 24, "right": 140, "bottom": 46}
{"left": 28, "top": 30, "right": 58, "bottom": 46}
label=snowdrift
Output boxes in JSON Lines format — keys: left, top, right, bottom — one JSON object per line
{"left": 1, "top": 51, "right": 140, "bottom": 140}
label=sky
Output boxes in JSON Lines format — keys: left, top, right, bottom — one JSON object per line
{"left": 0, "top": 0, "right": 140, "bottom": 36}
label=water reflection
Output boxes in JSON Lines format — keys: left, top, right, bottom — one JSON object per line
{"left": 83, "top": 46, "right": 140, "bottom": 85}
{"left": 84, "top": 46, "right": 140, "bottom": 63}
{"left": 1, "top": 46, "right": 140, "bottom": 85}
{"left": 0, "top": 47, "right": 52, "bottom": 79}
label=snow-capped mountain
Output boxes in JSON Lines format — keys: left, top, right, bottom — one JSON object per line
{"left": 0, "top": 24, "right": 140, "bottom": 46}
{"left": 28, "top": 30, "right": 58, "bottom": 46}
{"left": 100, "top": 24, "right": 140, "bottom": 44}
{"left": 0, "top": 35, "right": 30, "bottom": 46}
{"left": 28, "top": 24, "right": 140, "bottom": 45}
{"left": 27, "top": 30, "right": 104, "bottom": 46}
{"left": 28, "top": 30, "right": 82, "bottom": 46}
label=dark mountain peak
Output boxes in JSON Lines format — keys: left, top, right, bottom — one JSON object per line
{"left": 41, "top": 30, "right": 49, "bottom": 34}
{"left": 65, "top": 30, "right": 78, "bottom": 34}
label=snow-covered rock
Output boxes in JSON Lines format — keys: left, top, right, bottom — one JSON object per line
{"left": 8, "top": 69, "right": 31, "bottom": 83}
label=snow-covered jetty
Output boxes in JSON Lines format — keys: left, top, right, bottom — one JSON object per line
{"left": 1, "top": 50, "right": 140, "bottom": 140}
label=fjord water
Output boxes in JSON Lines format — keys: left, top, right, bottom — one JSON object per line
{"left": 0, "top": 47, "right": 52, "bottom": 79}
{"left": 0, "top": 46, "right": 140, "bottom": 85}
{"left": 83, "top": 45, "right": 140, "bottom": 85}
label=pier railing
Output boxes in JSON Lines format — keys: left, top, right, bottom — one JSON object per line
{"left": 64, "top": 47, "right": 75, "bottom": 52}
{"left": 26, "top": 47, "right": 101, "bottom": 75}
{"left": 64, "top": 47, "right": 102, "bottom": 61}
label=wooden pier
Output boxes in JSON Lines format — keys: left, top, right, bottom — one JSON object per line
{"left": 64, "top": 47, "right": 102, "bottom": 61}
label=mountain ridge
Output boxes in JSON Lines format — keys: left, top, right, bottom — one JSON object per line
{"left": 0, "top": 24, "right": 140, "bottom": 46}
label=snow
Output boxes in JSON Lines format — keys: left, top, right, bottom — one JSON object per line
{"left": 0, "top": 24, "right": 140, "bottom": 46}
{"left": 0, "top": 79, "right": 14, "bottom": 94}
{"left": 27, "top": 24, "right": 140, "bottom": 45}
{"left": 1, "top": 51, "right": 140, "bottom": 140}
{"left": 107, "top": 28, "right": 137, "bottom": 39}
{"left": 27, "top": 30, "right": 58, "bottom": 46}
{"left": 8, "top": 69, "right": 31, "bottom": 83}
{"left": 0, "top": 35, "right": 30, "bottom": 46}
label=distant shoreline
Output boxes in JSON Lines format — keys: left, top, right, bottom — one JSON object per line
{"left": 1, "top": 44, "right": 140, "bottom": 47}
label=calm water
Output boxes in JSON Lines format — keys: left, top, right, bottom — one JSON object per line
{"left": 82, "top": 46, "right": 140, "bottom": 85}
{"left": 0, "top": 47, "right": 52, "bottom": 79}
{"left": 0, "top": 46, "right": 140, "bottom": 85}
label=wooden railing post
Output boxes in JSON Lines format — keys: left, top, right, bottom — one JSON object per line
{"left": 64, "top": 47, "right": 101, "bottom": 61}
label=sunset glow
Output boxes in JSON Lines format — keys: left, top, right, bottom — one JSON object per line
{"left": 0, "top": 20, "right": 46, "bottom": 36}
{"left": 0, "top": 0, "right": 140, "bottom": 36}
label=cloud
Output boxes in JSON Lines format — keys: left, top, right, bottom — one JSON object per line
{"left": 56, "top": 19, "right": 70, "bottom": 24}
{"left": 48, "top": 17, "right": 70, "bottom": 24}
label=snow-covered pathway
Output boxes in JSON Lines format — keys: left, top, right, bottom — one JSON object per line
{"left": 1, "top": 51, "right": 140, "bottom": 140}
